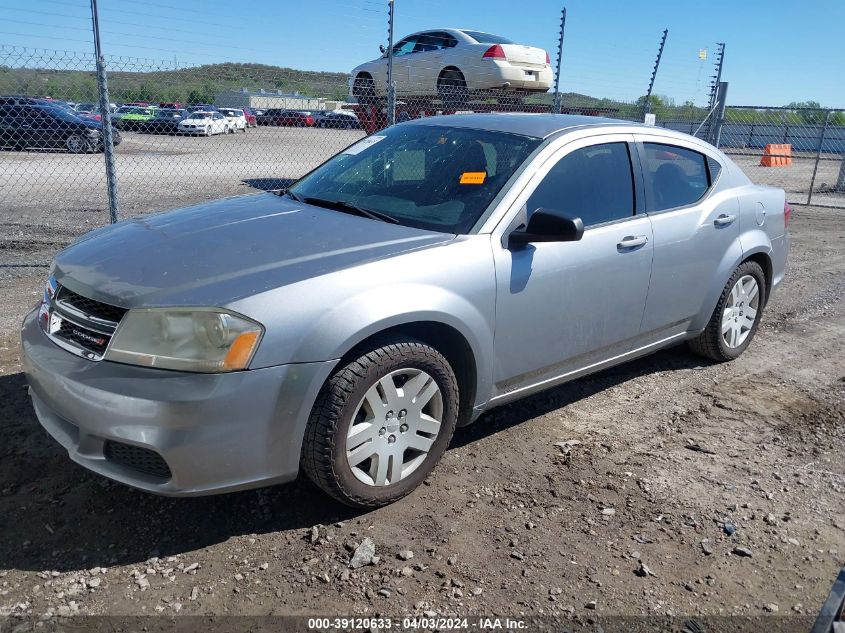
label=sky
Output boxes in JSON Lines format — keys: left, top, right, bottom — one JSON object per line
{"left": 1, "top": 0, "right": 843, "bottom": 107}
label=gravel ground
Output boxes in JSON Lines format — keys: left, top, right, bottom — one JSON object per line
{"left": 0, "top": 206, "right": 842, "bottom": 623}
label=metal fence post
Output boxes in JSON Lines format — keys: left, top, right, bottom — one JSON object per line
{"left": 644, "top": 28, "right": 668, "bottom": 120}
{"left": 385, "top": 0, "right": 396, "bottom": 126}
{"left": 90, "top": 0, "right": 119, "bottom": 223}
{"left": 837, "top": 155, "right": 845, "bottom": 193}
{"left": 552, "top": 7, "right": 566, "bottom": 114}
{"left": 807, "top": 110, "right": 832, "bottom": 205}
{"left": 711, "top": 81, "right": 728, "bottom": 147}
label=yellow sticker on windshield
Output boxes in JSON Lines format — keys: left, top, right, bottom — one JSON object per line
{"left": 459, "top": 171, "right": 486, "bottom": 185}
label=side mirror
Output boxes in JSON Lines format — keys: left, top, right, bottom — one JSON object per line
{"left": 379, "top": 44, "right": 386, "bottom": 55}
{"left": 508, "top": 208, "right": 584, "bottom": 248}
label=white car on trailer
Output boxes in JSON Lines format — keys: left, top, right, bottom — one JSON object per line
{"left": 350, "top": 28, "right": 552, "bottom": 104}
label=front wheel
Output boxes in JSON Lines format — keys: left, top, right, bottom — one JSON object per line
{"left": 688, "top": 260, "right": 767, "bottom": 361}
{"left": 65, "top": 135, "right": 91, "bottom": 153}
{"left": 302, "top": 339, "right": 459, "bottom": 508}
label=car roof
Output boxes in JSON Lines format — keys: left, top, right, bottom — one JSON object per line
{"left": 396, "top": 113, "right": 635, "bottom": 139}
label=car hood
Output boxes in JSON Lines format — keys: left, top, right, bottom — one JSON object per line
{"left": 52, "top": 193, "right": 454, "bottom": 308}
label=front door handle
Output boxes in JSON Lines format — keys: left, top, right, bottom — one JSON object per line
{"left": 617, "top": 235, "right": 649, "bottom": 250}
{"left": 714, "top": 213, "right": 737, "bottom": 227}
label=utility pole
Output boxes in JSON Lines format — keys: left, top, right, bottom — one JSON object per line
{"left": 552, "top": 7, "right": 566, "bottom": 114}
{"left": 386, "top": 0, "right": 396, "bottom": 126}
{"left": 644, "top": 28, "right": 668, "bottom": 119}
{"left": 90, "top": 0, "right": 119, "bottom": 223}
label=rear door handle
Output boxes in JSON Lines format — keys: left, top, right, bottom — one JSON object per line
{"left": 714, "top": 214, "right": 737, "bottom": 227}
{"left": 617, "top": 235, "right": 649, "bottom": 250}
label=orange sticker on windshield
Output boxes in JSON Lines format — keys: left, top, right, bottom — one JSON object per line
{"left": 459, "top": 171, "right": 486, "bottom": 185}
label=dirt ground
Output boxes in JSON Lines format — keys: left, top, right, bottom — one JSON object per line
{"left": 0, "top": 206, "right": 843, "bottom": 625}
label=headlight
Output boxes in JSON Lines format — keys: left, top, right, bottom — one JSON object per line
{"left": 105, "top": 308, "right": 263, "bottom": 373}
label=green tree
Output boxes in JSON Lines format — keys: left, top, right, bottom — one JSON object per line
{"left": 785, "top": 101, "right": 826, "bottom": 124}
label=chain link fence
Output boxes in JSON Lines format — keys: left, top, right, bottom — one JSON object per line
{"left": 1, "top": 41, "right": 843, "bottom": 268}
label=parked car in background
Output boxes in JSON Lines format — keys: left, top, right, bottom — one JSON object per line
{"left": 177, "top": 110, "right": 229, "bottom": 136}
{"left": 186, "top": 104, "right": 218, "bottom": 114}
{"left": 0, "top": 101, "right": 121, "bottom": 152}
{"left": 218, "top": 108, "right": 248, "bottom": 133}
{"left": 241, "top": 107, "right": 258, "bottom": 128}
{"left": 138, "top": 108, "right": 187, "bottom": 135}
{"left": 113, "top": 105, "right": 158, "bottom": 131}
{"left": 21, "top": 115, "right": 788, "bottom": 508}
{"left": 312, "top": 110, "right": 361, "bottom": 129}
{"left": 255, "top": 108, "right": 280, "bottom": 126}
{"left": 261, "top": 110, "right": 315, "bottom": 127}
{"left": 74, "top": 102, "right": 112, "bottom": 114}
{"left": 158, "top": 102, "right": 183, "bottom": 109}
{"left": 351, "top": 28, "right": 552, "bottom": 105}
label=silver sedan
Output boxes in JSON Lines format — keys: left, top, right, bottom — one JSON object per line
{"left": 21, "top": 114, "right": 790, "bottom": 507}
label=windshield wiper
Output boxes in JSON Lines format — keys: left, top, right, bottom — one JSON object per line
{"left": 300, "top": 196, "right": 399, "bottom": 224}
{"left": 283, "top": 189, "right": 304, "bottom": 202}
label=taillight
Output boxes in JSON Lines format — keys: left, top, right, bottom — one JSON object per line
{"left": 784, "top": 201, "right": 792, "bottom": 230}
{"left": 482, "top": 44, "right": 507, "bottom": 60}
{"left": 545, "top": 51, "right": 551, "bottom": 65}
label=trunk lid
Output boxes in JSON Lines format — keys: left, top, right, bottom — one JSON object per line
{"left": 500, "top": 44, "right": 548, "bottom": 67}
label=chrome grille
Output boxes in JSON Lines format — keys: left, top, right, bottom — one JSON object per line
{"left": 42, "top": 282, "right": 127, "bottom": 360}
{"left": 56, "top": 286, "right": 128, "bottom": 324}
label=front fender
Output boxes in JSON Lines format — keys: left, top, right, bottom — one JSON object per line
{"left": 295, "top": 282, "right": 495, "bottom": 406}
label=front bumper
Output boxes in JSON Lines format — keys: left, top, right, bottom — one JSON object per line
{"left": 21, "top": 309, "right": 336, "bottom": 496}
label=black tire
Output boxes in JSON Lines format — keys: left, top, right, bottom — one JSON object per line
{"left": 688, "top": 260, "right": 767, "bottom": 362}
{"left": 352, "top": 74, "right": 377, "bottom": 106}
{"left": 301, "top": 338, "right": 460, "bottom": 508}
{"left": 437, "top": 69, "right": 468, "bottom": 109}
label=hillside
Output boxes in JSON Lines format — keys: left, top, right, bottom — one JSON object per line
{"left": 0, "top": 61, "right": 351, "bottom": 104}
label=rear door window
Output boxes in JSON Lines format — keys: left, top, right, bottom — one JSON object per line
{"left": 642, "top": 143, "right": 711, "bottom": 212}
{"left": 526, "top": 142, "right": 635, "bottom": 227}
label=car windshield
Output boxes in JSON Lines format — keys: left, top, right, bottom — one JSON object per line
{"left": 461, "top": 30, "right": 513, "bottom": 44}
{"left": 38, "top": 105, "right": 84, "bottom": 123}
{"left": 288, "top": 124, "right": 540, "bottom": 234}
{"left": 187, "top": 112, "right": 212, "bottom": 120}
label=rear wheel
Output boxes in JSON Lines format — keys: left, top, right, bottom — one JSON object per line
{"left": 302, "top": 338, "right": 459, "bottom": 508}
{"left": 437, "top": 69, "right": 468, "bottom": 109}
{"left": 688, "top": 260, "right": 766, "bottom": 361}
{"left": 353, "top": 74, "right": 377, "bottom": 106}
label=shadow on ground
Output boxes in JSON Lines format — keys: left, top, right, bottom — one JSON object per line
{"left": 0, "top": 344, "right": 706, "bottom": 573}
